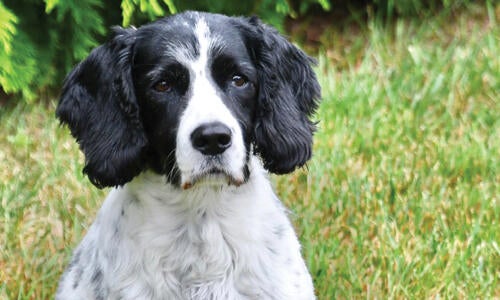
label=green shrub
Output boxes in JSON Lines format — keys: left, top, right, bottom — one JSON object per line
{"left": 0, "top": 0, "right": 320, "bottom": 101}
{"left": 0, "top": 0, "right": 108, "bottom": 101}
{"left": 0, "top": 0, "right": 482, "bottom": 102}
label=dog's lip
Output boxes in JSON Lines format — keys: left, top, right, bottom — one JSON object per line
{"left": 181, "top": 168, "right": 244, "bottom": 190}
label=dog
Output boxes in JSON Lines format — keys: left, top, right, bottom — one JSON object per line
{"left": 55, "top": 11, "right": 320, "bottom": 300}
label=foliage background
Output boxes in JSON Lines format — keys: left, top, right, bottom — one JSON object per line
{"left": 0, "top": 0, "right": 480, "bottom": 101}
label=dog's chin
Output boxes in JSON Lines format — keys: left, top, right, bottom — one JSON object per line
{"left": 181, "top": 168, "right": 245, "bottom": 190}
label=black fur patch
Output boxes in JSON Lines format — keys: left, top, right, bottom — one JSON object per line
{"left": 91, "top": 267, "right": 106, "bottom": 300}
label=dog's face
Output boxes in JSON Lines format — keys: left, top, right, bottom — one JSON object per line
{"left": 133, "top": 17, "right": 257, "bottom": 189}
{"left": 57, "top": 12, "right": 320, "bottom": 189}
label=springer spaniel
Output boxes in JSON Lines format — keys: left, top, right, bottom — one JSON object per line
{"left": 56, "top": 11, "right": 321, "bottom": 300}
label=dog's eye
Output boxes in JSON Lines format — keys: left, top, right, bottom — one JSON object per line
{"left": 231, "top": 75, "right": 248, "bottom": 88}
{"left": 153, "top": 80, "right": 172, "bottom": 93}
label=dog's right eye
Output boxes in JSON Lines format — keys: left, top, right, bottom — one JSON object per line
{"left": 153, "top": 80, "right": 172, "bottom": 93}
{"left": 231, "top": 75, "right": 248, "bottom": 88}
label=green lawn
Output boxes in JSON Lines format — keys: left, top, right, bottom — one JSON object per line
{"left": 1, "top": 3, "right": 499, "bottom": 299}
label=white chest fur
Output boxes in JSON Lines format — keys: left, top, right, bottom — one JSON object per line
{"left": 57, "top": 159, "right": 315, "bottom": 300}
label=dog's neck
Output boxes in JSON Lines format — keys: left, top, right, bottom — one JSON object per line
{"left": 107, "top": 156, "right": 271, "bottom": 223}
{"left": 92, "top": 156, "right": 278, "bottom": 263}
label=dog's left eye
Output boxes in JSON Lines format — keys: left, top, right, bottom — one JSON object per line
{"left": 153, "top": 80, "right": 172, "bottom": 93}
{"left": 231, "top": 75, "right": 248, "bottom": 88}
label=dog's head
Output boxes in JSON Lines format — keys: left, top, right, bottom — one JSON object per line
{"left": 57, "top": 11, "right": 320, "bottom": 189}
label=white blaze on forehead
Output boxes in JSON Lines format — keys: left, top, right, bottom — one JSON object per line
{"left": 192, "top": 19, "right": 224, "bottom": 74}
{"left": 175, "top": 18, "right": 246, "bottom": 187}
{"left": 166, "top": 18, "right": 223, "bottom": 64}
{"left": 188, "top": 18, "right": 228, "bottom": 120}
{"left": 195, "top": 19, "right": 211, "bottom": 67}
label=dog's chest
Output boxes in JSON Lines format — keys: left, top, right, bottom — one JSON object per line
{"left": 146, "top": 218, "right": 264, "bottom": 298}
{"left": 99, "top": 185, "right": 286, "bottom": 299}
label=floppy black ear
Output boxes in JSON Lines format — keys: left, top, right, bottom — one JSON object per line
{"left": 237, "top": 17, "right": 321, "bottom": 174}
{"left": 56, "top": 27, "right": 148, "bottom": 188}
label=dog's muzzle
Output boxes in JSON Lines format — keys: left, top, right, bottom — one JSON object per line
{"left": 180, "top": 121, "right": 244, "bottom": 190}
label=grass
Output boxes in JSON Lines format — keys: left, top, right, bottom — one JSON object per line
{"left": 1, "top": 3, "right": 499, "bottom": 299}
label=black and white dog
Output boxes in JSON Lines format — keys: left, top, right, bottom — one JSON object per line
{"left": 56, "top": 11, "right": 320, "bottom": 300}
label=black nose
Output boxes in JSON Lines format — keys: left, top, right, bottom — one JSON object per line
{"left": 190, "top": 122, "right": 232, "bottom": 156}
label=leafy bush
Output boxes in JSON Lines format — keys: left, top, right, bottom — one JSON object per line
{"left": 0, "top": 0, "right": 110, "bottom": 100}
{"left": 0, "top": 0, "right": 319, "bottom": 101}
{"left": 0, "top": 0, "right": 480, "bottom": 102}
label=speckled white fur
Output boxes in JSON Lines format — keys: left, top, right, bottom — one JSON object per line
{"left": 56, "top": 158, "right": 315, "bottom": 299}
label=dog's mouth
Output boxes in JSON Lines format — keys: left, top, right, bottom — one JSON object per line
{"left": 181, "top": 167, "right": 244, "bottom": 190}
